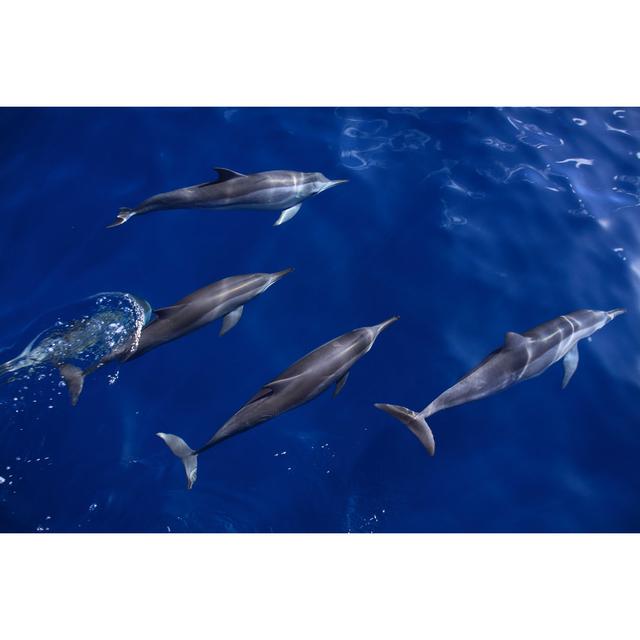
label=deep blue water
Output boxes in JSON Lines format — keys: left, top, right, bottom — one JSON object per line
{"left": 1, "top": 107, "right": 639, "bottom": 533}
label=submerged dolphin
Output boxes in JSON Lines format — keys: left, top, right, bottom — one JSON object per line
{"left": 375, "top": 308, "right": 626, "bottom": 455}
{"left": 0, "top": 294, "right": 152, "bottom": 382}
{"left": 108, "top": 168, "right": 348, "bottom": 228}
{"left": 157, "top": 316, "right": 399, "bottom": 489}
{"left": 59, "top": 269, "right": 293, "bottom": 405}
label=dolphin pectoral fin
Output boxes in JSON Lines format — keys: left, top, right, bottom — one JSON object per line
{"left": 57, "top": 363, "right": 85, "bottom": 406}
{"left": 157, "top": 433, "right": 198, "bottom": 489}
{"left": 561, "top": 345, "right": 579, "bottom": 389}
{"left": 220, "top": 306, "right": 244, "bottom": 336}
{"left": 213, "top": 167, "right": 246, "bottom": 181}
{"left": 504, "top": 331, "right": 528, "bottom": 350}
{"left": 153, "top": 304, "right": 187, "bottom": 320}
{"left": 274, "top": 203, "right": 302, "bottom": 226}
{"left": 374, "top": 403, "right": 435, "bottom": 456}
{"left": 334, "top": 372, "right": 350, "bottom": 397}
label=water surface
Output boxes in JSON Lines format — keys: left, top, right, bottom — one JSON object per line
{"left": 1, "top": 107, "right": 638, "bottom": 532}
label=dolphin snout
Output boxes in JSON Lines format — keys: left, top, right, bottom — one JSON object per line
{"left": 266, "top": 268, "right": 294, "bottom": 288}
{"left": 271, "top": 267, "right": 294, "bottom": 282}
{"left": 371, "top": 316, "right": 400, "bottom": 335}
{"left": 322, "top": 179, "right": 349, "bottom": 191}
{"left": 607, "top": 307, "right": 626, "bottom": 320}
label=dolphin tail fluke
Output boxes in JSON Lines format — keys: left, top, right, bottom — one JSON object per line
{"left": 156, "top": 432, "right": 198, "bottom": 490}
{"left": 107, "top": 208, "right": 135, "bottom": 228}
{"left": 0, "top": 357, "right": 19, "bottom": 379}
{"left": 374, "top": 403, "right": 435, "bottom": 456}
{"left": 57, "top": 363, "right": 85, "bottom": 406}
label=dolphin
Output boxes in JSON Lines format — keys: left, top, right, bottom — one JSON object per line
{"left": 374, "top": 308, "right": 626, "bottom": 456}
{"left": 157, "top": 316, "right": 399, "bottom": 489}
{"left": 108, "top": 168, "right": 348, "bottom": 228}
{"left": 59, "top": 269, "right": 293, "bottom": 405}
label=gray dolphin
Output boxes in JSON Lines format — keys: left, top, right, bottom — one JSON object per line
{"left": 375, "top": 308, "right": 626, "bottom": 456}
{"left": 108, "top": 168, "right": 348, "bottom": 228}
{"left": 157, "top": 316, "right": 399, "bottom": 489}
{"left": 59, "top": 269, "right": 293, "bottom": 405}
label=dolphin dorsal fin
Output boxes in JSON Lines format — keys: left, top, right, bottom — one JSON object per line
{"left": 504, "top": 331, "right": 528, "bottom": 350}
{"left": 247, "top": 386, "right": 274, "bottom": 404}
{"left": 153, "top": 304, "right": 187, "bottom": 320}
{"left": 213, "top": 167, "right": 246, "bottom": 181}
{"left": 246, "top": 375, "right": 299, "bottom": 404}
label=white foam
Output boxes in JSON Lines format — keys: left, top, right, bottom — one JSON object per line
{"left": 556, "top": 158, "right": 594, "bottom": 168}
{"left": 606, "top": 122, "right": 630, "bottom": 136}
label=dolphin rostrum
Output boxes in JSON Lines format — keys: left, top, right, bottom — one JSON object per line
{"left": 59, "top": 269, "right": 293, "bottom": 405}
{"left": 108, "top": 168, "right": 348, "bottom": 228}
{"left": 157, "top": 316, "right": 399, "bottom": 489}
{"left": 375, "top": 308, "right": 626, "bottom": 456}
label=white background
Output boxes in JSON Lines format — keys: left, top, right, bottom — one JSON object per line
{"left": 1, "top": 1, "right": 639, "bottom": 638}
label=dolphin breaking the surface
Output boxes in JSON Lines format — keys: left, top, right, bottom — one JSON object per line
{"left": 108, "top": 168, "right": 348, "bottom": 228}
{"left": 157, "top": 316, "right": 399, "bottom": 489}
{"left": 0, "top": 292, "right": 152, "bottom": 387}
{"left": 375, "top": 308, "right": 626, "bottom": 456}
{"left": 59, "top": 270, "right": 293, "bottom": 405}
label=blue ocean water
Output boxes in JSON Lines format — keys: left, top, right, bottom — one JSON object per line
{"left": 0, "top": 106, "right": 639, "bottom": 533}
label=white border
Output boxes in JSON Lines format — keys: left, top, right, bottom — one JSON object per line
{"left": 2, "top": 534, "right": 638, "bottom": 638}
{"left": 1, "top": 1, "right": 639, "bottom": 105}
{"left": 2, "top": 2, "right": 640, "bottom": 638}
